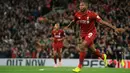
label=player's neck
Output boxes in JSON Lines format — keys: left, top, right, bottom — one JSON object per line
{"left": 80, "top": 10, "right": 87, "bottom": 13}
{"left": 54, "top": 29, "right": 59, "bottom": 31}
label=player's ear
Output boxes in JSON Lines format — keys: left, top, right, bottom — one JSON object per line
{"left": 85, "top": 2, "right": 89, "bottom": 8}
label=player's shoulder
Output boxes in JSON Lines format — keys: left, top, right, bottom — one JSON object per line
{"left": 87, "top": 10, "right": 96, "bottom": 14}
{"left": 59, "top": 29, "right": 64, "bottom": 32}
{"left": 74, "top": 11, "right": 81, "bottom": 16}
{"left": 52, "top": 29, "right": 56, "bottom": 33}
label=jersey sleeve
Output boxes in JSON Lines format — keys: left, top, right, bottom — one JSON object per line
{"left": 73, "top": 12, "right": 78, "bottom": 22}
{"left": 91, "top": 12, "right": 102, "bottom": 22}
{"left": 61, "top": 30, "right": 65, "bottom": 37}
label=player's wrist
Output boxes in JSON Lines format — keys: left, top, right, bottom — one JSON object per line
{"left": 113, "top": 26, "right": 117, "bottom": 31}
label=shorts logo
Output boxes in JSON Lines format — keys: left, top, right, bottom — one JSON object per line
{"left": 87, "top": 17, "right": 90, "bottom": 24}
{"left": 78, "top": 17, "right": 81, "bottom": 19}
{"left": 88, "top": 33, "right": 93, "bottom": 38}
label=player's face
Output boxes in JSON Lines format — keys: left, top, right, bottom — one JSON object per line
{"left": 54, "top": 23, "right": 60, "bottom": 30}
{"left": 79, "top": 2, "right": 87, "bottom": 12}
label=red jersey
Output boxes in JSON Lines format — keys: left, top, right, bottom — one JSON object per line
{"left": 52, "top": 29, "right": 65, "bottom": 43}
{"left": 74, "top": 10, "right": 102, "bottom": 37}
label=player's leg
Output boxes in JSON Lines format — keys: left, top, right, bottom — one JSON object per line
{"left": 85, "top": 31, "right": 107, "bottom": 67}
{"left": 77, "top": 42, "right": 87, "bottom": 68}
{"left": 85, "top": 32, "right": 104, "bottom": 60}
{"left": 89, "top": 44, "right": 107, "bottom": 66}
{"left": 53, "top": 49, "right": 58, "bottom": 67}
{"left": 52, "top": 43, "right": 58, "bottom": 67}
{"left": 57, "top": 48, "right": 62, "bottom": 67}
{"left": 72, "top": 40, "right": 87, "bottom": 72}
{"left": 57, "top": 42, "right": 63, "bottom": 66}
{"left": 73, "top": 31, "right": 97, "bottom": 72}
{"left": 89, "top": 44, "right": 105, "bottom": 59}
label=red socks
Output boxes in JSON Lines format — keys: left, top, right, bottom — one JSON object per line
{"left": 59, "top": 56, "right": 61, "bottom": 62}
{"left": 54, "top": 56, "right": 57, "bottom": 64}
{"left": 78, "top": 51, "right": 86, "bottom": 68}
{"left": 54, "top": 55, "right": 62, "bottom": 64}
{"left": 77, "top": 49, "right": 104, "bottom": 68}
{"left": 117, "top": 62, "right": 120, "bottom": 68}
{"left": 95, "top": 49, "right": 104, "bottom": 60}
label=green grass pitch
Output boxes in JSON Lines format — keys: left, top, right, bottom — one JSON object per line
{"left": 0, "top": 66, "right": 130, "bottom": 73}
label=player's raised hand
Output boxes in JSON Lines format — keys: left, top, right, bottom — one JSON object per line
{"left": 115, "top": 28, "right": 125, "bottom": 34}
{"left": 64, "top": 20, "right": 74, "bottom": 30}
{"left": 50, "top": 37, "right": 54, "bottom": 41}
{"left": 64, "top": 26, "right": 69, "bottom": 30}
{"left": 57, "top": 39, "right": 63, "bottom": 41}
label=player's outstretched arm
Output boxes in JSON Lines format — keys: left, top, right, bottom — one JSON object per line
{"left": 36, "top": 41, "right": 42, "bottom": 46}
{"left": 64, "top": 20, "right": 75, "bottom": 29}
{"left": 99, "top": 20, "right": 125, "bottom": 33}
{"left": 57, "top": 37, "right": 65, "bottom": 41}
{"left": 50, "top": 37, "right": 55, "bottom": 41}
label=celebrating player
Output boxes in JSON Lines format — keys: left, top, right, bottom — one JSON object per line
{"left": 65, "top": 1, "right": 124, "bottom": 72}
{"left": 50, "top": 23, "right": 65, "bottom": 67}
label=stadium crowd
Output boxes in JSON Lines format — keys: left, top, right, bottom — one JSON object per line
{"left": 0, "top": 0, "right": 130, "bottom": 60}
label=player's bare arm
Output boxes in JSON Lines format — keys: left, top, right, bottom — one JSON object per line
{"left": 57, "top": 37, "right": 65, "bottom": 41}
{"left": 99, "top": 20, "right": 125, "bottom": 33}
{"left": 36, "top": 41, "right": 42, "bottom": 47}
{"left": 35, "top": 39, "right": 41, "bottom": 46}
{"left": 64, "top": 20, "right": 75, "bottom": 29}
{"left": 50, "top": 37, "right": 55, "bottom": 41}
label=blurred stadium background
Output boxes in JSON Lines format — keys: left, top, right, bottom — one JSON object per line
{"left": 0, "top": 0, "right": 130, "bottom": 73}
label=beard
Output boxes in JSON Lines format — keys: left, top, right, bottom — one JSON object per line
{"left": 54, "top": 27, "right": 59, "bottom": 30}
{"left": 80, "top": 8, "right": 87, "bottom": 12}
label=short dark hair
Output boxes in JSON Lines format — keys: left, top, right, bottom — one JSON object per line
{"left": 80, "top": 1, "right": 88, "bottom": 6}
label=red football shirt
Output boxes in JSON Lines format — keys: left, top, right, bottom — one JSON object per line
{"left": 74, "top": 10, "right": 102, "bottom": 37}
{"left": 52, "top": 29, "right": 65, "bottom": 43}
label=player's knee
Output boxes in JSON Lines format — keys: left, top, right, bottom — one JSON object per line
{"left": 80, "top": 49, "right": 85, "bottom": 52}
{"left": 53, "top": 51, "right": 57, "bottom": 56}
{"left": 83, "top": 40, "right": 87, "bottom": 45}
{"left": 82, "top": 41, "right": 87, "bottom": 47}
{"left": 78, "top": 44, "right": 86, "bottom": 51}
{"left": 58, "top": 53, "right": 62, "bottom": 57}
{"left": 57, "top": 52, "right": 62, "bottom": 56}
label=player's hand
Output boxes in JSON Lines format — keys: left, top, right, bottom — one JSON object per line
{"left": 50, "top": 37, "right": 54, "bottom": 40}
{"left": 64, "top": 26, "right": 69, "bottom": 30}
{"left": 64, "top": 20, "right": 74, "bottom": 30}
{"left": 57, "top": 39, "right": 62, "bottom": 41}
{"left": 115, "top": 28, "right": 125, "bottom": 34}
{"left": 64, "top": 26, "right": 72, "bottom": 30}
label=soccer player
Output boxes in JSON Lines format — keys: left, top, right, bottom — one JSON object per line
{"left": 65, "top": 1, "right": 124, "bottom": 72}
{"left": 50, "top": 23, "right": 65, "bottom": 67}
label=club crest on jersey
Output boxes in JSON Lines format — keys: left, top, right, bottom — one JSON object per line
{"left": 78, "top": 17, "right": 81, "bottom": 19}
{"left": 78, "top": 16, "right": 90, "bottom": 24}
{"left": 79, "top": 20, "right": 89, "bottom": 24}
{"left": 54, "top": 33, "right": 61, "bottom": 38}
